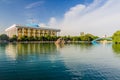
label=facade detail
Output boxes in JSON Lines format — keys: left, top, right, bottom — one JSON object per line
{"left": 5, "top": 24, "right": 60, "bottom": 39}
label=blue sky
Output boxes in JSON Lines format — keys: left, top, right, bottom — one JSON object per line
{"left": 0, "top": 0, "right": 93, "bottom": 23}
{"left": 0, "top": 0, "right": 120, "bottom": 36}
{"left": 0, "top": 0, "right": 93, "bottom": 33}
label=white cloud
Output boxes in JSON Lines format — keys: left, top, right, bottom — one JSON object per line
{"left": 58, "top": 0, "right": 120, "bottom": 37}
{"left": 25, "top": 1, "right": 44, "bottom": 9}
{"left": 39, "top": 17, "right": 59, "bottom": 28}
{"left": 26, "top": 18, "right": 39, "bottom": 24}
{"left": 39, "top": 23, "right": 46, "bottom": 27}
{"left": 48, "top": 17, "right": 58, "bottom": 28}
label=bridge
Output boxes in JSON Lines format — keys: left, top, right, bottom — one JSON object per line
{"left": 91, "top": 37, "right": 112, "bottom": 44}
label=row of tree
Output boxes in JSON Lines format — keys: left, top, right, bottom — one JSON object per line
{"left": 0, "top": 33, "right": 99, "bottom": 42}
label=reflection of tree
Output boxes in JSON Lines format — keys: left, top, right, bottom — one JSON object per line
{"left": 72, "top": 43, "right": 93, "bottom": 51}
{"left": 0, "top": 43, "right": 8, "bottom": 56}
{"left": 80, "top": 43, "right": 93, "bottom": 49}
{"left": 112, "top": 44, "right": 120, "bottom": 54}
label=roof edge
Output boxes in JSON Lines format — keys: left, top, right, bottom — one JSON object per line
{"left": 5, "top": 24, "right": 17, "bottom": 31}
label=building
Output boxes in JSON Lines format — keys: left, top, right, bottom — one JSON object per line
{"left": 5, "top": 24, "right": 60, "bottom": 39}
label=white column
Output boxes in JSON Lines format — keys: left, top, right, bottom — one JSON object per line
{"left": 16, "top": 28, "right": 18, "bottom": 36}
{"left": 33, "top": 29, "right": 36, "bottom": 38}
{"left": 42, "top": 30, "right": 44, "bottom": 36}
{"left": 22, "top": 28, "right": 24, "bottom": 36}
{"left": 39, "top": 30, "right": 40, "bottom": 37}
{"left": 28, "top": 29, "right": 30, "bottom": 37}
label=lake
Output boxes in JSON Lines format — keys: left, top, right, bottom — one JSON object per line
{"left": 0, "top": 43, "right": 120, "bottom": 80}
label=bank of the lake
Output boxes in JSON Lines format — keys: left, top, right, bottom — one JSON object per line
{"left": 0, "top": 41, "right": 93, "bottom": 44}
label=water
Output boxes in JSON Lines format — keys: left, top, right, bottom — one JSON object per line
{"left": 0, "top": 43, "right": 120, "bottom": 80}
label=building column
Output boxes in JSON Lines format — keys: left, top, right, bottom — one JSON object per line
{"left": 54, "top": 31, "right": 57, "bottom": 36}
{"left": 33, "top": 29, "right": 36, "bottom": 38}
{"left": 50, "top": 30, "right": 53, "bottom": 36}
{"left": 28, "top": 28, "right": 30, "bottom": 37}
{"left": 16, "top": 28, "right": 18, "bottom": 36}
{"left": 22, "top": 28, "right": 24, "bottom": 36}
{"left": 42, "top": 30, "right": 45, "bottom": 36}
{"left": 38, "top": 30, "right": 40, "bottom": 37}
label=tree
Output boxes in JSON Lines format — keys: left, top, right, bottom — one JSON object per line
{"left": 19, "top": 36, "right": 29, "bottom": 41}
{"left": 9, "top": 35, "right": 17, "bottom": 42}
{"left": 80, "top": 33, "right": 98, "bottom": 41}
{"left": 0, "top": 34, "right": 9, "bottom": 41}
{"left": 112, "top": 30, "right": 120, "bottom": 43}
{"left": 72, "top": 36, "right": 81, "bottom": 41}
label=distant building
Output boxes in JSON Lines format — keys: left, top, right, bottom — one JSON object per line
{"left": 80, "top": 32, "right": 85, "bottom": 36}
{"left": 5, "top": 24, "right": 60, "bottom": 39}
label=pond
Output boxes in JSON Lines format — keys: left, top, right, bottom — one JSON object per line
{"left": 0, "top": 43, "right": 120, "bottom": 80}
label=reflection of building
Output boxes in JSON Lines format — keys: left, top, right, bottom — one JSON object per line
{"left": 5, "top": 43, "right": 58, "bottom": 60}
{"left": 5, "top": 44, "right": 17, "bottom": 60}
{"left": 5, "top": 24, "right": 60, "bottom": 39}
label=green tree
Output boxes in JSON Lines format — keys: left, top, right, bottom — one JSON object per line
{"left": 28, "top": 36, "right": 35, "bottom": 41}
{"left": 19, "top": 36, "right": 29, "bottom": 41}
{"left": 72, "top": 36, "right": 81, "bottom": 41}
{"left": 9, "top": 35, "right": 17, "bottom": 42}
{"left": 80, "top": 33, "right": 98, "bottom": 41}
{"left": 38, "top": 36, "right": 44, "bottom": 41}
{"left": 112, "top": 30, "right": 120, "bottom": 43}
{"left": 0, "top": 34, "right": 9, "bottom": 41}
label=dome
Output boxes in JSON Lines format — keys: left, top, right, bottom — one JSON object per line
{"left": 26, "top": 23, "right": 39, "bottom": 27}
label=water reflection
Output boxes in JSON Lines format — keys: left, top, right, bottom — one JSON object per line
{"left": 1, "top": 43, "right": 120, "bottom": 80}
{"left": 0, "top": 43, "right": 9, "bottom": 57}
{"left": 112, "top": 44, "right": 120, "bottom": 54}
{"left": 79, "top": 43, "right": 93, "bottom": 50}
{"left": 5, "top": 43, "right": 58, "bottom": 60}
{"left": 1, "top": 43, "right": 74, "bottom": 80}
{"left": 55, "top": 43, "right": 64, "bottom": 49}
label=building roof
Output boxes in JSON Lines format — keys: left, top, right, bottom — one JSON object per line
{"left": 5, "top": 24, "right": 60, "bottom": 32}
{"left": 25, "top": 23, "right": 39, "bottom": 27}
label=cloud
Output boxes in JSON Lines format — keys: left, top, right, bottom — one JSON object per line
{"left": 58, "top": 0, "right": 120, "bottom": 37}
{"left": 48, "top": 17, "right": 58, "bottom": 28}
{"left": 25, "top": 1, "right": 44, "bottom": 9}
{"left": 39, "top": 23, "right": 46, "bottom": 27}
{"left": 26, "top": 18, "right": 39, "bottom": 24}
{"left": 38, "top": 17, "right": 58, "bottom": 28}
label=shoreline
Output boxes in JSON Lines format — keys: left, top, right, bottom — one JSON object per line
{"left": 0, "top": 41, "right": 112, "bottom": 44}
{"left": 0, "top": 41, "right": 92, "bottom": 44}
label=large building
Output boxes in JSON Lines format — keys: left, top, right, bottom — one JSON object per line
{"left": 5, "top": 24, "right": 60, "bottom": 39}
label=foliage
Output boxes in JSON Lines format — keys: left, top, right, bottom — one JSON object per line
{"left": 71, "top": 36, "right": 81, "bottom": 41}
{"left": 18, "top": 35, "right": 59, "bottom": 41}
{"left": 9, "top": 35, "right": 18, "bottom": 42}
{"left": 80, "top": 33, "right": 98, "bottom": 41}
{"left": 0, "top": 34, "right": 9, "bottom": 41}
{"left": 0, "top": 33, "right": 99, "bottom": 42}
{"left": 112, "top": 30, "right": 120, "bottom": 43}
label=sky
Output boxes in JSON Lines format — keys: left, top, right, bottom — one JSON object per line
{"left": 0, "top": 0, "right": 120, "bottom": 37}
